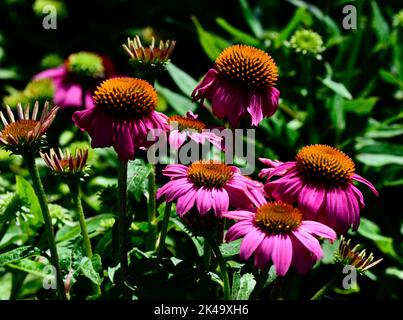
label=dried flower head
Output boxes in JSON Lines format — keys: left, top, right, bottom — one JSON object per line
{"left": 123, "top": 35, "right": 176, "bottom": 72}
{"left": 336, "top": 235, "right": 382, "bottom": 273}
{"left": 40, "top": 148, "right": 89, "bottom": 179}
{"left": 0, "top": 101, "right": 58, "bottom": 154}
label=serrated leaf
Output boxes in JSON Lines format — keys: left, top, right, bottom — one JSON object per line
{"left": 7, "top": 258, "right": 49, "bottom": 278}
{"left": 220, "top": 239, "right": 242, "bottom": 258}
{"left": 15, "top": 176, "right": 43, "bottom": 225}
{"left": 80, "top": 256, "right": 102, "bottom": 285}
{"left": 0, "top": 246, "right": 41, "bottom": 267}
{"left": 127, "top": 159, "right": 152, "bottom": 201}
{"left": 231, "top": 271, "right": 256, "bottom": 300}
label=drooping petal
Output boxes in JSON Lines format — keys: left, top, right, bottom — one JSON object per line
{"left": 247, "top": 92, "right": 264, "bottom": 126}
{"left": 176, "top": 188, "right": 198, "bottom": 216}
{"left": 211, "top": 188, "right": 229, "bottom": 217}
{"left": 222, "top": 210, "right": 256, "bottom": 221}
{"left": 196, "top": 188, "right": 213, "bottom": 215}
{"left": 352, "top": 174, "right": 379, "bottom": 196}
{"left": 271, "top": 235, "right": 293, "bottom": 276}
{"left": 254, "top": 236, "right": 274, "bottom": 270}
{"left": 169, "top": 130, "right": 188, "bottom": 149}
{"left": 292, "top": 229, "right": 323, "bottom": 260}
{"left": 298, "top": 183, "right": 325, "bottom": 216}
{"left": 290, "top": 233, "right": 316, "bottom": 274}
{"left": 162, "top": 164, "right": 188, "bottom": 177}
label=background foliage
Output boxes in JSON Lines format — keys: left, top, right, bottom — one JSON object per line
{"left": 0, "top": 0, "right": 402, "bottom": 299}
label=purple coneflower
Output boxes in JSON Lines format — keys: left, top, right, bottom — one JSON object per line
{"left": 157, "top": 160, "right": 266, "bottom": 217}
{"left": 259, "top": 144, "right": 379, "bottom": 234}
{"left": 192, "top": 45, "right": 280, "bottom": 127}
{"left": 34, "top": 51, "right": 115, "bottom": 109}
{"left": 224, "top": 201, "right": 337, "bottom": 275}
{"left": 72, "top": 77, "right": 168, "bottom": 161}
{"left": 168, "top": 111, "right": 222, "bottom": 149}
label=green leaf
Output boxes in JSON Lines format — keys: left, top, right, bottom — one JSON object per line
{"left": 321, "top": 78, "right": 353, "bottom": 100}
{"left": 15, "top": 176, "right": 43, "bottom": 225}
{"left": 329, "top": 95, "right": 345, "bottom": 136}
{"left": 275, "top": 8, "right": 312, "bottom": 48}
{"left": 56, "top": 214, "right": 115, "bottom": 242}
{"left": 287, "top": 0, "right": 340, "bottom": 36}
{"left": 166, "top": 63, "right": 199, "bottom": 97}
{"left": 79, "top": 256, "right": 103, "bottom": 285}
{"left": 358, "top": 218, "right": 403, "bottom": 265}
{"left": 7, "top": 258, "right": 49, "bottom": 278}
{"left": 155, "top": 82, "right": 196, "bottom": 114}
{"left": 370, "top": 1, "right": 389, "bottom": 43}
{"left": 356, "top": 153, "right": 403, "bottom": 167}
{"left": 192, "top": 16, "right": 231, "bottom": 61}
{"left": 231, "top": 271, "right": 256, "bottom": 300}
{"left": 216, "top": 17, "right": 260, "bottom": 46}
{"left": 385, "top": 268, "right": 403, "bottom": 280}
{"left": 170, "top": 217, "right": 204, "bottom": 257}
{"left": 344, "top": 97, "right": 378, "bottom": 115}
{"left": 239, "top": 0, "right": 264, "bottom": 38}
{"left": 379, "top": 69, "right": 403, "bottom": 89}
{"left": 0, "top": 246, "right": 41, "bottom": 267}
{"left": 127, "top": 159, "right": 152, "bottom": 201}
{"left": 219, "top": 239, "right": 242, "bottom": 258}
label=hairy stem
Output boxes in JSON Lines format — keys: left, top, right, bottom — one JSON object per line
{"left": 24, "top": 152, "right": 66, "bottom": 300}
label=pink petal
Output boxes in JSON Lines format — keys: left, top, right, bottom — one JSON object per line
{"left": 271, "top": 235, "right": 293, "bottom": 276}
{"left": 292, "top": 229, "right": 323, "bottom": 260}
{"left": 162, "top": 164, "right": 188, "bottom": 177}
{"left": 247, "top": 92, "right": 264, "bottom": 126}
{"left": 225, "top": 220, "right": 254, "bottom": 242}
{"left": 196, "top": 188, "right": 213, "bottom": 215}
{"left": 299, "top": 221, "right": 337, "bottom": 241}
{"left": 169, "top": 130, "right": 188, "bottom": 149}
{"left": 239, "top": 229, "right": 266, "bottom": 261}
{"left": 298, "top": 183, "right": 325, "bottom": 216}
{"left": 33, "top": 66, "right": 66, "bottom": 80}
{"left": 176, "top": 188, "right": 198, "bottom": 216}
{"left": 290, "top": 234, "right": 316, "bottom": 274}
{"left": 352, "top": 174, "right": 379, "bottom": 196}
{"left": 254, "top": 236, "right": 274, "bottom": 270}
{"left": 212, "top": 188, "right": 229, "bottom": 217}
{"left": 222, "top": 210, "right": 256, "bottom": 221}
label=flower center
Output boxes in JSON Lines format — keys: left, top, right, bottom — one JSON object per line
{"left": 0, "top": 120, "right": 38, "bottom": 144}
{"left": 296, "top": 144, "right": 355, "bottom": 183}
{"left": 188, "top": 160, "right": 233, "bottom": 188}
{"left": 214, "top": 45, "right": 278, "bottom": 89}
{"left": 93, "top": 77, "right": 157, "bottom": 117}
{"left": 288, "top": 29, "right": 325, "bottom": 55}
{"left": 168, "top": 115, "right": 206, "bottom": 133}
{"left": 67, "top": 52, "right": 105, "bottom": 79}
{"left": 255, "top": 202, "right": 302, "bottom": 235}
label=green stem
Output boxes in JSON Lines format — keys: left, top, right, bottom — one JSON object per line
{"left": 249, "top": 265, "right": 270, "bottom": 300}
{"left": 311, "top": 272, "right": 341, "bottom": 300}
{"left": 147, "top": 165, "right": 157, "bottom": 251}
{"left": 206, "top": 234, "right": 230, "bottom": 300}
{"left": 23, "top": 152, "right": 66, "bottom": 300}
{"left": 156, "top": 201, "right": 172, "bottom": 260}
{"left": 69, "top": 182, "right": 101, "bottom": 295}
{"left": 117, "top": 160, "right": 129, "bottom": 295}
{"left": 269, "top": 276, "right": 285, "bottom": 300}
{"left": 203, "top": 240, "right": 211, "bottom": 269}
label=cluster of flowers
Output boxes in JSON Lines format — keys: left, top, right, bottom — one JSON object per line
{"left": 0, "top": 37, "right": 380, "bottom": 287}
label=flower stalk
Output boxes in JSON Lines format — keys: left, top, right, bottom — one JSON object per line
{"left": 156, "top": 201, "right": 172, "bottom": 260}
{"left": 23, "top": 152, "right": 66, "bottom": 300}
